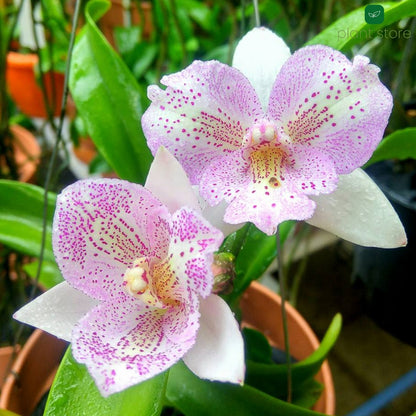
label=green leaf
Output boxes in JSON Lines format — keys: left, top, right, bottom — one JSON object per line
{"left": 23, "top": 259, "right": 63, "bottom": 289}
{"left": 0, "top": 180, "right": 56, "bottom": 261}
{"left": 306, "top": 0, "right": 416, "bottom": 50}
{"left": 245, "top": 314, "right": 342, "bottom": 400}
{"left": 166, "top": 361, "right": 326, "bottom": 416}
{"left": 69, "top": 0, "right": 152, "bottom": 184}
{"left": 45, "top": 347, "right": 167, "bottom": 416}
{"left": 365, "top": 127, "right": 416, "bottom": 166}
{"left": 243, "top": 328, "right": 273, "bottom": 364}
{"left": 226, "top": 221, "right": 295, "bottom": 303}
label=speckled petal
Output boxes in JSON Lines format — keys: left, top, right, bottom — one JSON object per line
{"left": 13, "top": 282, "right": 98, "bottom": 342}
{"left": 232, "top": 27, "right": 291, "bottom": 111}
{"left": 307, "top": 169, "right": 407, "bottom": 248}
{"left": 145, "top": 146, "right": 200, "bottom": 213}
{"left": 183, "top": 294, "right": 245, "bottom": 384}
{"left": 200, "top": 146, "right": 328, "bottom": 235}
{"left": 224, "top": 181, "right": 314, "bottom": 236}
{"left": 53, "top": 179, "right": 169, "bottom": 302}
{"left": 268, "top": 46, "right": 393, "bottom": 174}
{"left": 199, "top": 150, "right": 250, "bottom": 206}
{"left": 72, "top": 296, "right": 200, "bottom": 397}
{"left": 167, "top": 207, "right": 224, "bottom": 298}
{"left": 142, "top": 60, "right": 263, "bottom": 183}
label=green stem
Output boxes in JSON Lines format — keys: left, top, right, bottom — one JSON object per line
{"left": 12, "top": 0, "right": 83, "bottom": 350}
{"left": 276, "top": 225, "right": 292, "bottom": 403}
{"left": 252, "top": 0, "right": 260, "bottom": 27}
{"left": 30, "top": 3, "right": 56, "bottom": 127}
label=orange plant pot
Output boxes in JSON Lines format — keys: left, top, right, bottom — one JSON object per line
{"left": 6, "top": 52, "right": 64, "bottom": 118}
{"left": 0, "top": 330, "right": 67, "bottom": 416}
{"left": 1, "top": 125, "right": 41, "bottom": 183}
{"left": 241, "top": 281, "right": 335, "bottom": 415}
{"left": 0, "top": 346, "right": 20, "bottom": 391}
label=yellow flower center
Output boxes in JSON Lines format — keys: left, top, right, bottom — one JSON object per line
{"left": 123, "top": 258, "right": 165, "bottom": 308}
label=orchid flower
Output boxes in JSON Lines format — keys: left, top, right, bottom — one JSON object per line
{"left": 142, "top": 28, "right": 406, "bottom": 248}
{"left": 14, "top": 147, "right": 245, "bottom": 397}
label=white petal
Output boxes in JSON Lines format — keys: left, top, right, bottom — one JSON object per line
{"left": 232, "top": 27, "right": 291, "bottom": 111}
{"left": 307, "top": 169, "right": 407, "bottom": 248}
{"left": 193, "top": 186, "right": 243, "bottom": 235}
{"left": 13, "top": 282, "right": 99, "bottom": 342}
{"left": 145, "top": 146, "right": 200, "bottom": 213}
{"left": 183, "top": 294, "right": 245, "bottom": 384}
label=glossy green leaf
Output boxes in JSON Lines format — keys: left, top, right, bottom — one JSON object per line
{"left": 166, "top": 361, "right": 326, "bottom": 416}
{"left": 243, "top": 327, "right": 273, "bottom": 364}
{"left": 23, "top": 259, "right": 63, "bottom": 290}
{"left": 226, "top": 221, "right": 295, "bottom": 303}
{"left": 365, "top": 127, "right": 416, "bottom": 166}
{"left": 306, "top": 0, "right": 416, "bottom": 50}
{"left": 69, "top": 0, "right": 152, "bottom": 184}
{"left": 45, "top": 347, "right": 167, "bottom": 416}
{"left": 245, "top": 314, "right": 342, "bottom": 400}
{"left": 0, "top": 180, "right": 56, "bottom": 261}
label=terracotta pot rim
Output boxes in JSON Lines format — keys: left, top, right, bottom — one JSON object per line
{"left": 6, "top": 52, "right": 38, "bottom": 68}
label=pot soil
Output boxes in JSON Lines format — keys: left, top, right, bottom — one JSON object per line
{"left": 241, "top": 281, "right": 335, "bottom": 415}
{"left": 6, "top": 52, "right": 64, "bottom": 118}
{"left": 0, "top": 329, "right": 67, "bottom": 416}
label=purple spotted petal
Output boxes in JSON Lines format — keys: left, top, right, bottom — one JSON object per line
{"left": 53, "top": 179, "right": 170, "bottom": 302}
{"left": 268, "top": 46, "right": 392, "bottom": 174}
{"left": 168, "top": 207, "right": 224, "bottom": 298}
{"left": 200, "top": 150, "right": 250, "bottom": 206}
{"left": 72, "top": 296, "right": 199, "bottom": 397}
{"left": 142, "top": 60, "right": 263, "bottom": 183}
{"left": 224, "top": 180, "right": 314, "bottom": 235}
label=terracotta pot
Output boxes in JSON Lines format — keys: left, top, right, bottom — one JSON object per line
{"left": 6, "top": 52, "right": 64, "bottom": 118}
{"left": 241, "top": 281, "right": 335, "bottom": 415}
{"left": 0, "top": 330, "right": 67, "bottom": 416}
{"left": 1, "top": 125, "right": 41, "bottom": 183}
{"left": 99, "top": 1, "right": 152, "bottom": 48}
{"left": 0, "top": 346, "right": 19, "bottom": 391}
{"left": 73, "top": 136, "right": 97, "bottom": 164}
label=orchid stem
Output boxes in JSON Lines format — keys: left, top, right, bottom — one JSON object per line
{"left": 252, "top": 0, "right": 260, "bottom": 27}
{"left": 276, "top": 225, "right": 292, "bottom": 403}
